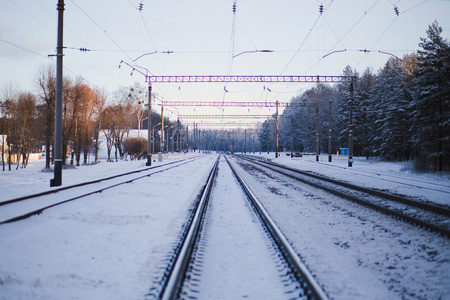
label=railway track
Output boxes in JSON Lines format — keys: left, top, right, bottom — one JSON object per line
{"left": 150, "top": 154, "right": 328, "bottom": 300}
{"left": 300, "top": 158, "right": 450, "bottom": 195}
{"left": 0, "top": 156, "right": 202, "bottom": 225}
{"left": 235, "top": 155, "right": 450, "bottom": 238}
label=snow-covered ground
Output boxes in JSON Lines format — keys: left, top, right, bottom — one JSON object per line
{"left": 0, "top": 152, "right": 449, "bottom": 299}
{"left": 253, "top": 152, "right": 450, "bottom": 206}
{"left": 230, "top": 154, "right": 450, "bottom": 299}
{"left": 0, "top": 153, "right": 216, "bottom": 300}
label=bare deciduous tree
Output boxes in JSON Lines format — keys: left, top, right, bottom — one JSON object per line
{"left": 36, "top": 66, "right": 56, "bottom": 169}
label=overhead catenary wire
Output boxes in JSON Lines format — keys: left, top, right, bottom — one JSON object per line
{"left": 135, "top": 4, "right": 188, "bottom": 105}
{"left": 352, "top": 18, "right": 399, "bottom": 69}
{"left": 326, "top": 0, "right": 382, "bottom": 57}
{"left": 223, "top": 1, "right": 238, "bottom": 104}
{"left": 0, "top": 38, "right": 100, "bottom": 90}
{"left": 70, "top": 0, "right": 135, "bottom": 63}
{"left": 279, "top": 0, "right": 337, "bottom": 77}
{"left": 279, "top": 15, "right": 322, "bottom": 76}
{"left": 0, "top": 37, "right": 50, "bottom": 60}
{"left": 301, "top": 0, "right": 418, "bottom": 76}
{"left": 346, "top": 0, "right": 430, "bottom": 72}
{"left": 0, "top": 1, "right": 114, "bottom": 92}
{"left": 236, "top": 17, "right": 258, "bottom": 51}
{"left": 8, "top": 0, "right": 55, "bottom": 35}
{"left": 30, "top": 0, "right": 120, "bottom": 69}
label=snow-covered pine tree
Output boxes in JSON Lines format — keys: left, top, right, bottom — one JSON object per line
{"left": 337, "top": 66, "right": 360, "bottom": 154}
{"left": 353, "top": 68, "right": 375, "bottom": 158}
{"left": 370, "top": 56, "right": 415, "bottom": 161}
{"left": 412, "top": 21, "right": 450, "bottom": 172}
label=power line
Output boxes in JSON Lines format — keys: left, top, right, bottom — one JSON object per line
{"left": 0, "top": 38, "right": 100, "bottom": 91}
{"left": 302, "top": 0, "right": 401, "bottom": 75}
{"left": 349, "top": 0, "right": 433, "bottom": 71}
{"left": 352, "top": 18, "right": 399, "bottom": 69}
{"left": 0, "top": 38, "right": 50, "bottom": 59}
{"left": 330, "top": 0, "right": 382, "bottom": 52}
{"left": 403, "top": 0, "right": 430, "bottom": 14}
{"left": 134, "top": 6, "right": 187, "bottom": 106}
{"left": 279, "top": 0, "right": 338, "bottom": 76}
{"left": 236, "top": 17, "right": 258, "bottom": 50}
{"left": 70, "top": 0, "right": 135, "bottom": 63}
{"left": 279, "top": 15, "right": 322, "bottom": 75}
{"left": 8, "top": 0, "right": 55, "bottom": 35}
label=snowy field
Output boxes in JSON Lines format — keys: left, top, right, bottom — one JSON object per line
{"left": 0, "top": 152, "right": 449, "bottom": 299}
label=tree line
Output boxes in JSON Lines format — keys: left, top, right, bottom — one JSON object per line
{"left": 260, "top": 21, "right": 449, "bottom": 172}
{"left": 0, "top": 67, "right": 177, "bottom": 171}
{"left": 1, "top": 21, "right": 448, "bottom": 172}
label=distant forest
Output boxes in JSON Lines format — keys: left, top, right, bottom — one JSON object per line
{"left": 260, "top": 21, "right": 449, "bottom": 172}
{"left": 1, "top": 21, "right": 449, "bottom": 172}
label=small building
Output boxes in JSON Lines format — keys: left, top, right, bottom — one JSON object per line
{"left": 339, "top": 148, "right": 349, "bottom": 156}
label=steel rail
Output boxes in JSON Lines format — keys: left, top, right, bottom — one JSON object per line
{"left": 0, "top": 156, "right": 200, "bottom": 207}
{"left": 238, "top": 155, "right": 450, "bottom": 238}
{"left": 158, "top": 156, "right": 219, "bottom": 300}
{"left": 0, "top": 158, "right": 202, "bottom": 225}
{"left": 158, "top": 155, "right": 328, "bottom": 299}
{"left": 225, "top": 155, "right": 329, "bottom": 300}
{"left": 242, "top": 155, "right": 450, "bottom": 217}
{"left": 299, "top": 159, "right": 450, "bottom": 193}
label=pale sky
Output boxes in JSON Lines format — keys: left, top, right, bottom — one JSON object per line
{"left": 1, "top": 0, "right": 449, "bottom": 122}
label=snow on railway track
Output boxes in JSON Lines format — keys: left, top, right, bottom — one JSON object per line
{"left": 237, "top": 155, "right": 450, "bottom": 237}
{"left": 153, "top": 155, "right": 327, "bottom": 300}
{"left": 0, "top": 157, "right": 202, "bottom": 225}
{"left": 230, "top": 154, "right": 450, "bottom": 300}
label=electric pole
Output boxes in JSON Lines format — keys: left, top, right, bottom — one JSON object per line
{"left": 316, "top": 105, "right": 320, "bottom": 162}
{"left": 275, "top": 100, "right": 279, "bottom": 158}
{"left": 348, "top": 82, "right": 354, "bottom": 167}
{"left": 161, "top": 105, "right": 164, "bottom": 152}
{"left": 177, "top": 118, "right": 180, "bottom": 152}
{"left": 244, "top": 129, "right": 247, "bottom": 153}
{"left": 291, "top": 117, "right": 293, "bottom": 158}
{"left": 146, "top": 84, "right": 152, "bottom": 166}
{"left": 51, "top": 0, "right": 64, "bottom": 187}
{"left": 328, "top": 100, "right": 332, "bottom": 162}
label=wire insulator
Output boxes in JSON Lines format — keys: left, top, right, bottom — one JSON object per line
{"left": 232, "top": 2, "right": 237, "bottom": 14}
{"left": 394, "top": 6, "right": 399, "bottom": 16}
{"left": 139, "top": 3, "right": 144, "bottom": 11}
{"left": 319, "top": 4, "right": 324, "bottom": 14}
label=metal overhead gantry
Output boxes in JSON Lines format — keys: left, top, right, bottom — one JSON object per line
{"left": 141, "top": 74, "right": 356, "bottom": 165}
{"left": 162, "top": 101, "right": 317, "bottom": 108}
{"left": 146, "top": 75, "right": 354, "bottom": 83}
{"left": 178, "top": 115, "right": 273, "bottom": 119}
{"left": 168, "top": 101, "right": 318, "bottom": 159}
{"left": 186, "top": 122, "right": 262, "bottom": 127}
